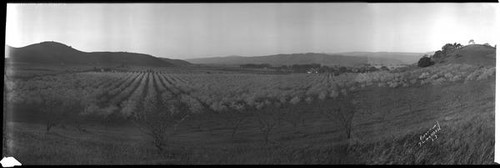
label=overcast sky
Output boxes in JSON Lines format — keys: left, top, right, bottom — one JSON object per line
{"left": 6, "top": 3, "right": 498, "bottom": 59}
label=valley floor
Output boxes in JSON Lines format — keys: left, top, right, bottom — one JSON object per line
{"left": 3, "top": 78, "right": 495, "bottom": 164}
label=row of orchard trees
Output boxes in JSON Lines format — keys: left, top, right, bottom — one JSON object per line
{"left": 141, "top": 86, "right": 360, "bottom": 155}
{"left": 165, "top": 63, "right": 494, "bottom": 116}
{"left": 126, "top": 63, "right": 495, "bottom": 155}
{"left": 5, "top": 72, "right": 140, "bottom": 132}
{"left": 5, "top": 63, "right": 494, "bottom": 133}
{"left": 4, "top": 63, "right": 495, "bottom": 157}
{"left": 5, "top": 71, "right": 204, "bottom": 134}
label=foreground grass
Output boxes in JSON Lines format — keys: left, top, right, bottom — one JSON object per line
{"left": 350, "top": 111, "right": 494, "bottom": 164}
{"left": 3, "top": 78, "right": 495, "bottom": 164}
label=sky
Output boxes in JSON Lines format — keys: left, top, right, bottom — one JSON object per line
{"left": 5, "top": 3, "right": 499, "bottom": 59}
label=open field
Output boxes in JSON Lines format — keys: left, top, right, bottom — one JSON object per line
{"left": 5, "top": 3, "right": 497, "bottom": 165}
{"left": 3, "top": 62, "right": 495, "bottom": 164}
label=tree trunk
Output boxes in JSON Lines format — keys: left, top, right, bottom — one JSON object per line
{"left": 46, "top": 123, "right": 55, "bottom": 133}
{"left": 292, "top": 122, "right": 298, "bottom": 130}
{"left": 231, "top": 119, "right": 244, "bottom": 138}
{"left": 231, "top": 127, "right": 239, "bottom": 138}
{"left": 154, "top": 138, "right": 165, "bottom": 155}
{"left": 264, "top": 130, "right": 270, "bottom": 144}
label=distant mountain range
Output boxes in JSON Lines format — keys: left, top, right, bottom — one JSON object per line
{"left": 5, "top": 41, "right": 191, "bottom": 67}
{"left": 9, "top": 41, "right": 489, "bottom": 68}
{"left": 186, "top": 52, "right": 426, "bottom": 66}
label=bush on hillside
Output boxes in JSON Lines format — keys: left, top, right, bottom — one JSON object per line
{"left": 477, "top": 67, "right": 495, "bottom": 80}
{"left": 419, "top": 72, "right": 430, "bottom": 79}
{"left": 418, "top": 56, "right": 434, "bottom": 67}
{"left": 430, "top": 43, "right": 463, "bottom": 63}
{"left": 441, "top": 43, "right": 463, "bottom": 54}
{"left": 429, "top": 78, "right": 443, "bottom": 85}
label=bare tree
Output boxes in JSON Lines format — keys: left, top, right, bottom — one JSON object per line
{"left": 317, "top": 94, "right": 358, "bottom": 164}
{"left": 282, "top": 97, "right": 307, "bottom": 130}
{"left": 39, "top": 95, "right": 85, "bottom": 133}
{"left": 200, "top": 112, "right": 218, "bottom": 136}
{"left": 132, "top": 97, "right": 190, "bottom": 154}
{"left": 454, "top": 94, "right": 463, "bottom": 108}
{"left": 282, "top": 106, "right": 307, "bottom": 132}
{"left": 320, "top": 94, "right": 357, "bottom": 139}
{"left": 220, "top": 110, "right": 249, "bottom": 138}
{"left": 254, "top": 106, "right": 282, "bottom": 144}
{"left": 41, "top": 100, "right": 65, "bottom": 133}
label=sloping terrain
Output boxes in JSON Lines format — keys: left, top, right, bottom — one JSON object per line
{"left": 436, "top": 44, "right": 496, "bottom": 66}
{"left": 6, "top": 41, "right": 191, "bottom": 67}
{"left": 5, "top": 76, "right": 494, "bottom": 164}
{"left": 159, "top": 58, "right": 192, "bottom": 66}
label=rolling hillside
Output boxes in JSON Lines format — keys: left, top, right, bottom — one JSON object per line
{"left": 5, "top": 41, "right": 191, "bottom": 67}
{"left": 159, "top": 58, "right": 193, "bottom": 66}
{"left": 186, "top": 52, "right": 424, "bottom": 66}
{"left": 440, "top": 44, "right": 496, "bottom": 66}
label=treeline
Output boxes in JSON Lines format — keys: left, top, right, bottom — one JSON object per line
{"left": 418, "top": 42, "right": 464, "bottom": 67}
{"left": 240, "top": 63, "right": 388, "bottom": 74}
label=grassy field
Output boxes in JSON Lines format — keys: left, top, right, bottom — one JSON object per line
{"left": 3, "top": 76, "right": 494, "bottom": 164}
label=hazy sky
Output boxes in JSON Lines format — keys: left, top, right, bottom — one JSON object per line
{"left": 6, "top": 3, "right": 498, "bottom": 59}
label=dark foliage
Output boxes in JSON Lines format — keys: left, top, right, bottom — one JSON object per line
{"left": 430, "top": 43, "right": 463, "bottom": 63}
{"left": 418, "top": 56, "right": 434, "bottom": 67}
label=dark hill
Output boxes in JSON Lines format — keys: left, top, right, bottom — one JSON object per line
{"left": 160, "top": 58, "right": 192, "bottom": 66}
{"left": 6, "top": 41, "right": 191, "bottom": 67}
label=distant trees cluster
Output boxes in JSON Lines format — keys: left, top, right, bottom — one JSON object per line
{"left": 418, "top": 42, "right": 463, "bottom": 68}
{"left": 240, "top": 63, "right": 384, "bottom": 74}
{"left": 240, "top": 64, "right": 272, "bottom": 69}
{"left": 434, "top": 43, "right": 463, "bottom": 59}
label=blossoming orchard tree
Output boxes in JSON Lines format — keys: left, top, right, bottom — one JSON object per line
{"left": 132, "top": 97, "right": 190, "bottom": 154}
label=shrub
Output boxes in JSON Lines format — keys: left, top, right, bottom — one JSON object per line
{"left": 465, "top": 69, "right": 482, "bottom": 81}
{"left": 305, "top": 97, "right": 313, "bottom": 104}
{"left": 418, "top": 56, "right": 434, "bottom": 67}
{"left": 210, "top": 102, "right": 228, "bottom": 112}
{"left": 444, "top": 73, "right": 453, "bottom": 79}
{"left": 329, "top": 90, "right": 339, "bottom": 98}
{"left": 410, "top": 79, "right": 417, "bottom": 85}
{"left": 341, "top": 89, "right": 348, "bottom": 96}
{"left": 318, "top": 91, "right": 327, "bottom": 100}
{"left": 255, "top": 102, "right": 265, "bottom": 110}
{"left": 229, "top": 101, "right": 245, "bottom": 112}
{"left": 450, "top": 75, "right": 462, "bottom": 82}
{"left": 419, "top": 72, "right": 430, "bottom": 79}
{"left": 431, "top": 77, "right": 446, "bottom": 85}
{"left": 378, "top": 82, "right": 386, "bottom": 87}
{"left": 430, "top": 74, "right": 440, "bottom": 80}
{"left": 389, "top": 82, "right": 399, "bottom": 88}
{"left": 180, "top": 94, "right": 204, "bottom": 113}
{"left": 477, "top": 68, "right": 495, "bottom": 80}
{"left": 290, "top": 96, "right": 301, "bottom": 104}
{"left": 421, "top": 79, "right": 431, "bottom": 85}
